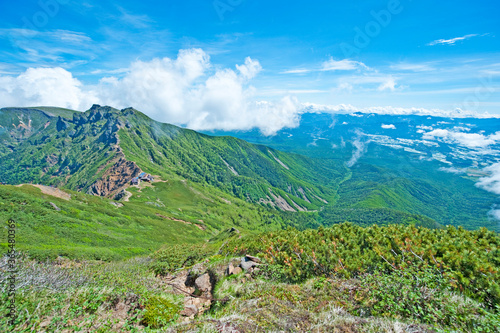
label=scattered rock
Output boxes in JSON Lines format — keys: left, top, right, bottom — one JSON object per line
{"left": 184, "top": 296, "right": 211, "bottom": 316}
{"left": 245, "top": 255, "right": 261, "bottom": 263}
{"left": 180, "top": 305, "right": 198, "bottom": 317}
{"left": 114, "top": 189, "right": 127, "bottom": 201}
{"left": 227, "top": 262, "right": 235, "bottom": 276}
{"left": 195, "top": 273, "right": 211, "bottom": 293}
{"left": 49, "top": 202, "right": 61, "bottom": 211}
{"left": 166, "top": 270, "right": 195, "bottom": 296}
{"left": 233, "top": 267, "right": 242, "bottom": 275}
{"left": 240, "top": 257, "right": 258, "bottom": 271}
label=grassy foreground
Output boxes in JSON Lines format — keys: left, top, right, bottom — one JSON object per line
{"left": 1, "top": 223, "right": 499, "bottom": 332}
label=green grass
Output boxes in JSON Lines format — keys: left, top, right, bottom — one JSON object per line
{"left": 0, "top": 185, "right": 208, "bottom": 260}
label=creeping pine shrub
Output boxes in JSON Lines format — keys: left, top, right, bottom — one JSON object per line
{"left": 142, "top": 295, "right": 182, "bottom": 328}
{"left": 359, "top": 264, "right": 500, "bottom": 332}
{"left": 149, "top": 243, "right": 215, "bottom": 275}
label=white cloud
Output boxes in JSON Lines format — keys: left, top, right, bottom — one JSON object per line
{"left": 377, "top": 77, "right": 397, "bottom": 91}
{"left": 236, "top": 57, "right": 262, "bottom": 80}
{"left": 0, "top": 67, "right": 94, "bottom": 110}
{"left": 381, "top": 124, "right": 396, "bottom": 129}
{"left": 427, "top": 34, "right": 485, "bottom": 46}
{"left": 0, "top": 49, "right": 300, "bottom": 135}
{"left": 117, "top": 7, "right": 154, "bottom": 29}
{"left": 476, "top": 163, "right": 500, "bottom": 195}
{"left": 489, "top": 208, "right": 500, "bottom": 221}
{"left": 0, "top": 29, "right": 94, "bottom": 63}
{"left": 301, "top": 103, "right": 500, "bottom": 119}
{"left": 439, "top": 167, "right": 467, "bottom": 174}
{"left": 280, "top": 69, "right": 310, "bottom": 74}
{"left": 346, "top": 131, "right": 370, "bottom": 167}
{"left": 0, "top": 29, "right": 92, "bottom": 44}
{"left": 281, "top": 58, "right": 370, "bottom": 74}
{"left": 422, "top": 129, "right": 500, "bottom": 148}
{"left": 390, "top": 63, "right": 435, "bottom": 72}
{"left": 321, "top": 58, "right": 369, "bottom": 71}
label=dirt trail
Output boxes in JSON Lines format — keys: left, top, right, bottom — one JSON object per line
{"left": 155, "top": 213, "right": 206, "bottom": 230}
{"left": 17, "top": 184, "right": 71, "bottom": 200}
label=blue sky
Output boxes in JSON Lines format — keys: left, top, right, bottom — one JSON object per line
{"left": 0, "top": 0, "right": 499, "bottom": 132}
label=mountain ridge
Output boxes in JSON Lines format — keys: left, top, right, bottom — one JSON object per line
{"left": 2, "top": 105, "right": 498, "bottom": 231}
{"left": 0, "top": 105, "right": 338, "bottom": 212}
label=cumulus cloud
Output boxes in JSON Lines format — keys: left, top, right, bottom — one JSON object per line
{"left": 0, "top": 49, "right": 300, "bottom": 135}
{"left": 381, "top": 124, "right": 396, "bottom": 129}
{"left": 422, "top": 129, "right": 500, "bottom": 148}
{"left": 476, "top": 163, "right": 500, "bottom": 195}
{"left": 0, "top": 67, "right": 94, "bottom": 110}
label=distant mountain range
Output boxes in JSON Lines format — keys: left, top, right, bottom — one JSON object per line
{"left": 1, "top": 105, "right": 499, "bottom": 235}
{"left": 203, "top": 112, "right": 500, "bottom": 231}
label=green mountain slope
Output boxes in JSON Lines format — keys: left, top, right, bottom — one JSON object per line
{"left": 4, "top": 104, "right": 489, "bottom": 235}
{"left": 0, "top": 180, "right": 323, "bottom": 260}
{"left": 203, "top": 113, "right": 500, "bottom": 232}
{"left": 0, "top": 105, "right": 342, "bottom": 212}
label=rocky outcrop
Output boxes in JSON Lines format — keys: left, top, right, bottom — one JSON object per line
{"left": 163, "top": 267, "right": 215, "bottom": 321}
{"left": 49, "top": 202, "right": 61, "bottom": 211}
{"left": 268, "top": 189, "right": 296, "bottom": 212}
{"left": 162, "top": 255, "right": 262, "bottom": 322}
{"left": 56, "top": 117, "right": 69, "bottom": 131}
{"left": 88, "top": 156, "right": 141, "bottom": 197}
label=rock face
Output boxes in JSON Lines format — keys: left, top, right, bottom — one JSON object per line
{"left": 88, "top": 155, "right": 141, "bottom": 197}
{"left": 113, "top": 189, "right": 128, "bottom": 201}
{"left": 56, "top": 117, "right": 68, "bottom": 131}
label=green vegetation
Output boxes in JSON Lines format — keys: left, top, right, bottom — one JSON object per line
{"left": 149, "top": 243, "right": 215, "bottom": 275}
{"left": 222, "top": 224, "right": 500, "bottom": 308}
{"left": 142, "top": 295, "right": 182, "bottom": 328}
{"left": 1, "top": 105, "right": 497, "bottom": 231}
{"left": 1, "top": 106, "right": 499, "bottom": 331}
{"left": 0, "top": 183, "right": 322, "bottom": 261}
{"left": 2, "top": 223, "right": 498, "bottom": 332}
